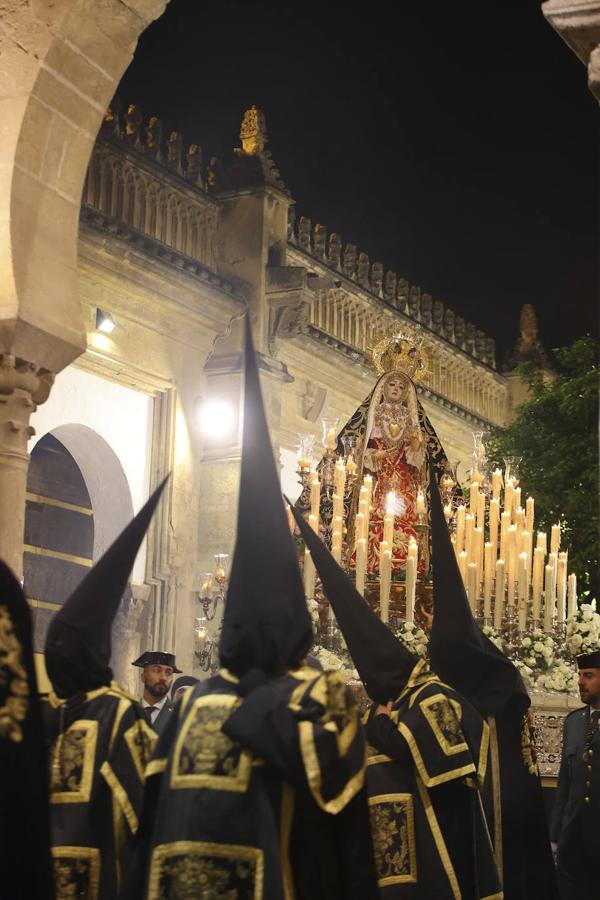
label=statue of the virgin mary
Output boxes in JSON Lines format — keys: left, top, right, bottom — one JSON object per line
{"left": 336, "top": 332, "right": 453, "bottom": 576}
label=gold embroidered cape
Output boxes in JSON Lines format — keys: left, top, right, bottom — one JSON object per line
{"left": 125, "top": 667, "right": 379, "bottom": 900}
{"left": 43, "top": 683, "right": 157, "bottom": 900}
{"left": 365, "top": 660, "right": 502, "bottom": 899}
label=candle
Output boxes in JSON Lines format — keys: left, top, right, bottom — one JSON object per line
{"left": 286, "top": 504, "right": 295, "bottom": 534}
{"left": 332, "top": 493, "right": 344, "bottom": 521}
{"left": 506, "top": 525, "right": 517, "bottom": 605}
{"left": 483, "top": 542, "right": 493, "bottom": 619}
{"left": 536, "top": 531, "right": 547, "bottom": 555}
{"left": 556, "top": 556, "right": 567, "bottom": 624}
{"left": 550, "top": 523, "right": 561, "bottom": 555}
{"left": 465, "top": 513, "right": 475, "bottom": 564}
{"left": 304, "top": 550, "right": 315, "bottom": 599}
{"left": 474, "top": 526, "right": 484, "bottom": 585}
{"left": 405, "top": 555, "right": 416, "bottom": 623}
{"left": 458, "top": 550, "right": 468, "bottom": 586}
{"left": 500, "top": 511, "right": 511, "bottom": 562}
{"left": 310, "top": 477, "right": 320, "bottom": 520}
{"left": 517, "top": 552, "right": 528, "bottom": 631}
{"left": 197, "top": 625, "right": 208, "bottom": 650}
{"left": 504, "top": 479, "right": 514, "bottom": 520}
{"left": 334, "top": 458, "right": 346, "bottom": 495}
{"left": 363, "top": 475, "right": 373, "bottom": 539}
{"left": 355, "top": 538, "right": 367, "bottom": 596}
{"left": 489, "top": 498, "right": 500, "bottom": 554}
{"left": 494, "top": 559, "right": 505, "bottom": 629}
{"left": 567, "top": 573, "right": 577, "bottom": 619}
{"left": 470, "top": 482, "right": 479, "bottom": 516}
{"left": 514, "top": 487, "right": 521, "bottom": 513}
{"left": 525, "top": 497, "right": 534, "bottom": 534}
{"left": 298, "top": 456, "right": 310, "bottom": 471}
{"left": 476, "top": 491, "right": 486, "bottom": 531}
{"left": 492, "top": 467, "right": 502, "bottom": 499}
{"left": 416, "top": 489, "right": 426, "bottom": 517}
{"left": 532, "top": 547, "right": 544, "bottom": 621}
{"left": 380, "top": 542, "right": 392, "bottom": 623}
{"left": 325, "top": 427, "right": 336, "bottom": 450}
{"left": 444, "top": 502, "right": 452, "bottom": 523}
{"left": 467, "top": 563, "right": 478, "bottom": 614}
{"left": 548, "top": 552, "right": 558, "bottom": 597}
{"left": 543, "top": 564, "right": 554, "bottom": 632}
{"left": 455, "top": 505, "right": 466, "bottom": 554}
{"left": 346, "top": 454, "right": 357, "bottom": 475}
{"left": 354, "top": 512, "right": 364, "bottom": 548}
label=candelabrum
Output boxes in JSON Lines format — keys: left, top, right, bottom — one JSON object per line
{"left": 194, "top": 617, "right": 214, "bottom": 672}
{"left": 196, "top": 553, "right": 229, "bottom": 621}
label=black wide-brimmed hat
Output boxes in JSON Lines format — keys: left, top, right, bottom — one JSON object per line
{"left": 577, "top": 650, "right": 600, "bottom": 669}
{"left": 132, "top": 650, "right": 182, "bottom": 672}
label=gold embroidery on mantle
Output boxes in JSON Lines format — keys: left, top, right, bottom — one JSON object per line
{"left": 52, "top": 846, "right": 100, "bottom": 900}
{"left": 148, "top": 840, "right": 264, "bottom": 900}
{"left": 124, "top": 719, "right": 157, "bottom": 781}
{"left": 0, "top": 605, "right": 29, "bottom": 743}
{"left": 171, "top": 694, "right": 252, "bottom": 791}
{"left": 521, "top": 713, "right": 539, "bottom": 777}
{"left": 368, "top": 793, "right": 417, "bottom": 886}
{"left": 50, "top": 720, "right": 98, "bottom": 804}
{"left": 420, "top": 694, "right": 469, "bottom": 756}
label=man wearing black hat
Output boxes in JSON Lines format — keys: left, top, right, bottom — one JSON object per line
{"left": 43, "top": 480, "right": 166, "bottom": 900}
{"left": 550, "top": 649, "right": 600, "bottom": 900}
{"left": 125, "top": 318, "right": 378, "bottom": 900}
{"left": 291, "top": 502, "right": 501, "bottom": 899}
{"left": 426, "top": 463, "right": 558, "bottom": 899}
{"left": 132, "top": 650, "right": 180, "bottom": 734}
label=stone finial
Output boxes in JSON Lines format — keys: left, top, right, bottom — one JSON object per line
{"left": 313, "top": 224, "right": 327, "bottom": 259}
{"left": 520, "top": 304, "right": 538, "bottom": 346}
{"left": 167, "top": 131, "right": 183, "bottom": 174}
{"left": 343, "top": 244, "right": 357, "bottom": 279}
{"left": 432, "top": 300, "right": 444, "bottom": 333}
{"left": 465, "top": 322, "right": 475, "bottom": 354}
{"left": 371, "top": 262, "right": 384, "bottom": 297}
{"left": 454, "top": 316, "right": 465, "bottom": 347}
{"left": 125, "top": 104, "right": 143, "bottom": 146}
{"left": 240, "top": 106, "right": 268, "bottom": 155}
{"left": 186, "top": 144, "right": 204, "bottom": 188}
{"left": 207, "top": 156, "right": 223, "bottom": 190}
{"left": 384, "top": 271, "right": 397, "bottom": 305}
{"left": 397, "top": 278, "right": 409, "bottom": 311}
{"left": 421, "top": 293, "right": 432, "bottom": 327}
{"left": 357, "top": 252, "right": 370, "bottom": 289}
{"left": 485, "top": 337, "right": 496, "bottom": 367}
{"left": 443, "top": 308, "right": 455, "bottom": 341}
{"left": 102, "top": 96, "right": 122, "bottom": 137}
{"left": 408, "top": 285, "right": 421, "bottom": 318}
{"left": 298, "top": 216, "right": 312, "bottom": 252}
{"left": 475, "top": 330, "right": 486, "bottom": 359}
{"left": 328, "top": 233, "right": 342, "bottom": 270}
{"left": 145, "top": 116, "right": 163, "bottom": 161}
{"left": 287, "top": 206, "right": 296, "bottom": 242}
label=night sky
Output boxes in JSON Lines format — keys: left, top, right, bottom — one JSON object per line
{"left": 119, "top": 0, "right": 598, "bottom": 362}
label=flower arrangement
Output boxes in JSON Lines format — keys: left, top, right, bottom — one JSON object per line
{"left": 513, "top": 659, "right": 534, "bottom": 686}
{"left": 311, "top": 644, "right": 358, "bottom": 681}
{"left": 565, "top": 601, "right": 600, "bottom": 657}
{"left": 394, "top": 621, "right": 428, "bottom": 657}
{"left": 536, "top": 662, "right": 578, "bottom": 695}
{"left": 482, "top": 625, "right": 505, "bottom": 652}
{"left": 516, "top": 629, "right": 555, "bottom": 672}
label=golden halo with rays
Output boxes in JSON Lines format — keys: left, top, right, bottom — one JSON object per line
{"left": 368, "top": 330, "right": 430, "bottom": 383}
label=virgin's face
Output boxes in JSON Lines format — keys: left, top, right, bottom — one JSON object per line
{"left": 383, "top": 375, "right": 408, "bottom": 403}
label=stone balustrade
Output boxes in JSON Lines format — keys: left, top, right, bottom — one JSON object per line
{"left": 82, "top": 99, "right": 219, "bottom": 271}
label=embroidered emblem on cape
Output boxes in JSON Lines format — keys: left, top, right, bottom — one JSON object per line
{"left": 368, "top": 794, "right": 417, "bottom": 886}
{"left": 521, "top": 713, "right": 538, "bottom": 776}
{"left": 52, "top": 846, "right": 100, "bottom": 900}
{"left": 148, "top": 840, "right": 264, "bottom": 899}
{"left": 420, "top": 694, "right": 468, "bottom": 756}
{"left": 124, "top": 719, "right": 157, "bottom": 780}
{"left": 50, "top": 720, "right": 98, "bottom": 803}
{"left": 171, "top": 694, "right": 252, "bottom": 791}
{"left": 0, "top": 605, "right": 29, "bottom": 743}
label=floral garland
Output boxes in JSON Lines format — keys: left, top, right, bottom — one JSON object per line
{"left": 516, "top": 629, "right": 555, "bottom": 672}
{"left": 536, "top": 662, "right": 579, "bottom": 694}
{"left": 565, "top": 601, "right": 600, "bottom": 657}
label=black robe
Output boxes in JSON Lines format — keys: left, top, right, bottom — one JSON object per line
{"left": 126, "top": 666, "right": 379, "bottom": 900}
{"left": 365, "top": 660, "right": 502, "bottom": 899}
{"left": 43, "top": 683, "right": 157, "bottom": 899}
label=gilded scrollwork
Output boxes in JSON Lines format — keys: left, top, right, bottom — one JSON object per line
{"left": 368, "top": 794, "right": 417, "bottom": 886}
{"left": 0, "top": 605, "right": 29, "bottom": 743}
{"left": 171, "top": 695, "right": 252, "bottom": 791}
{"left": 52, "top": 846, "right": 100, "bottom": 900}
{"left": 50, "top": 720, "right": 98, "bottom": 804}
{"left": 124, "top": 719, "right": 157, "bottom": 781}
{"left": 148, "top": 841, "right": 264, "bottom": 900}
{"left": 420, "top": 694, "right": 468, "bottom": 756}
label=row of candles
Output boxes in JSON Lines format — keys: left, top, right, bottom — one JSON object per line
{"left": 449, "top": 469, "right": 577, "bottom": 632}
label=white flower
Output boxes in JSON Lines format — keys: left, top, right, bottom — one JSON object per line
{"left": 521, "top": 637, "right": 532, "bottom": 648}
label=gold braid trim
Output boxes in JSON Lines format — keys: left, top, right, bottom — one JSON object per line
{"left": 298, "top": 721, "right": 366, "bottom": 813}
{"left": 487, "top": 716, "right": 503, "bottom": 886}
{"left": 397, "top": 720, "right": 476, "bottom": 788}
{"left": 100, "top": 761, "right": 139, "bottom": 835}
{"left": 280, "top": 784, "right": 296, "bottom": 900}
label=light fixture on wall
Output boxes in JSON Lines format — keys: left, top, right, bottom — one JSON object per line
{"left": 95, "top": 308, "right": 116, "bottom": 334}
{"left": 197, "top": 398, "right": 236, "bottom": 440}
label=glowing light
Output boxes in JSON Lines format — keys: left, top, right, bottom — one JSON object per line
{"left": 198, "top": 399, "right": 236, "bottom": 440}
{"left": 386, "top": 491, "right": 406, "bottom": 517}
{"left": 95, "top": 308, "right": 116, "bottom": 333}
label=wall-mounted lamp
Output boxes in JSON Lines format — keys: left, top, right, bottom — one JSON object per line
{"left": 197, "top": 398, "right": 236, "bottom": 441}
{"left": 96, "top": 308, "right": 116, "bottom": 334}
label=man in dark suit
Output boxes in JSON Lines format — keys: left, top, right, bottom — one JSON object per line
{"left": 551, "top": 649, "right": 600, "bottom": 900}
{"left": 133, "top": 650, "right": 181, "bottom": 735}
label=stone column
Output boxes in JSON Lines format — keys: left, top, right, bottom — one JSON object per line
{"left": 0, "top": 355, "right": 53, "bottom": 578}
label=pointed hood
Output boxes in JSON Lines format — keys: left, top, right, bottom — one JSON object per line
{"left": 428, "top": 462, "right": 529, "bottom": 715}
{"left": 289, "top": 504, "right": 417, "bottom": 703}
{"left": 219, "top": 317, "right": 312, "bottom": 677}
{"left": 45, "top": 477, "right": 168, "bottom": 697}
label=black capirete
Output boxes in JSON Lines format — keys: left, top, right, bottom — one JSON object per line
{"left": 45, "top": 477, "right": 168, "bottom": 698}
{"left": 289, "top": 503, "right": 417, "bottom": 704}
{"left": 428, "top": 461, "right": 529, "bottom": 715}
{"left": 219, "top": 317, "right": 313, "bottom": 677}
